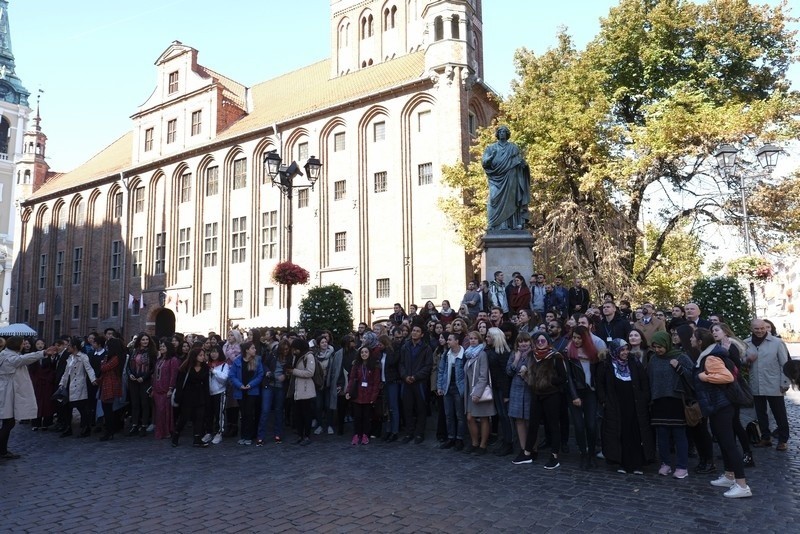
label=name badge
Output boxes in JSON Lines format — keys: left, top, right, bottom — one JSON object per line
{"left": 606, "top": 337, "right": 613, "bottom": 342}
{"left": 361, "top": 381, "right": 368, "bottom": 388}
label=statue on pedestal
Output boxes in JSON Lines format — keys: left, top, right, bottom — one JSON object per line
{"left": 482, "top": 125, "right": 530, "bottom": 231}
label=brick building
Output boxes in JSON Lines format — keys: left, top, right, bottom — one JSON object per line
{"left": 12, "top": 0, "right": 497, "bottom": 339}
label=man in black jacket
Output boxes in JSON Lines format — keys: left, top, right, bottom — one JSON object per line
{"left": 399, "top": 325, "right": 433, "bottom": 444}
{"left": 568, "top": 278, "right": 591, "bottom": 315}
{"left": 596, "top": 301, "right": 632, "bottom": 343}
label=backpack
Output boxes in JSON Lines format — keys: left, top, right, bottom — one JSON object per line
{"left": 307, "top": 353, "right": 324, "bottom": 390}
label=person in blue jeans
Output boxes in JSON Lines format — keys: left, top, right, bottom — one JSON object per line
{"left": 256, "top": 342, "right": 285, "bottom": 445}
{"left": 436, "top": 332, "right": 466, "bottom": 450}
{"left": 228, "top": 342, "right": 264, "bottom": 445}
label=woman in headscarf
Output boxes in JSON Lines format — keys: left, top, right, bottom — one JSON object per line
{"left": 596, "top": 339, "right": 655, "bottom": 474}
{"left": 647, "top": 330, "right": 694, "bottom": 479}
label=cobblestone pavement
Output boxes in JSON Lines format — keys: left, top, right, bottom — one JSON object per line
{"left": 3, "top": 390, "right": 800, "bottom": 533}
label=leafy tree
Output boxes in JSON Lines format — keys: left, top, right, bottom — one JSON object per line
{"left": 691, "top": 276, "right": 751, "bottom": 336}
{"left": 633, "top": 224, "right": 702, "bottom": 309}
{"left": 440, "top": 0, "right": 799, "bottom": 295}
{"left": 298, "top": 285, "right": 354, "bottom": 342}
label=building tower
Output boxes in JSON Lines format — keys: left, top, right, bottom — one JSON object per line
{"left": 0, "top": 0, "right": 31, "bottom": 324}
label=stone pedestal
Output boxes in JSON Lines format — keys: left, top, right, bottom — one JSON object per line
{"left": 480, "top": 230, "right": 535, "bottom": 282}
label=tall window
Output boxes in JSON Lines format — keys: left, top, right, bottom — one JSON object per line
{"left": 110, "top": 240, "right": 122, "bottom": 280}
{"left": 202, "top": 293, "right": 212, "bottom": 311}
{"left": 114, "top": 192, "right": 123, "bottom": 218}
{"left": 55, "top": 250, "right": 64, "bottom": 287}
{"left": 418, "top": 110, "right": 431, "bottom": 132}
{"left": 57, "top": 207, "right": 67, "bottom": 230}
{"left": 261, "top": 210, "right": 277, "bottom": 260}
{"left": 154, "top": 233, "right": 166, "bottom": 274}
{"left": 233, "top": 289, "right": 244, "bottom": 308}
{"left": 180, "top": 172, "right": 192, "bottom": 203}
{"left": 134, "top": 186, "right": 145, "bottom": 213}
{"left": 335, "top": 232, "right": 347, "bottom": 252}
{"left": 178, "top": 228, "right": 190, "bottom": 271}
{"left": 232, "top": 158, "right": 247, "bottom": 189}
{"left": 168, "top": 71, "right": 179, "bottom": 93}
{"left": 373, "top": 121, "right": 386, "bottom": 141}
{"left": 374, "top": 171, "right": 387, "bottom": 193}
{"left": 39, "top": 254, "right": 47, "bottom": 289}
{"left": 451, "top": 15, "right": 460, "bottom": 39}
{"left": 72, "top": 247, "right": 83, "bottom": 285}
{"left": 468, "top": 112, "right": 477, "bottom": 137}
{"left": 75, "top": 201, "right": 86, "bottom": 226}
{"left": 263, "top": 287, "right": 274, "bottom": 307}
{"left": 231, "top": 216, "right": 247, "bottom": 263}
{"left": 434, "top": 16, "right": 444, "bottom": 41}
{"left": 418, "top": 162, "right": 433, "bottom": 185}
{"left": 298, "top": 142, "right": 309, "bottom": 162}
{"left": 334, "top": 180, "right": 346, "bottom": 200}
{"left": 298, "top": 189, "right": 309, "bottom": 208}
{"left": 376, "top": 278, "right": 390, "bottom": 298}
{"left": 132, "top": 236, "right": 143, "bottom": 277}
{"left": 72, "top": 305, "right": 80, "bottom": 321}
{"left": 144, "top": 128, "right": 154, "bottom": 152}
{"left": 334, "top": 132, "right": 346, "bottom": 152}
{"left": 91, "top": 303, "right": 99, "bottom": 319}
{"left": 206, "top": 166, "right": 219, "bottom": 196}
{"left": 191, "top": 110, "right": 202, "bottom": 136}
{"left": 111, "top": 301, "right": 120, "bottom": 317}
{"left": 204, "top": 223, "right": 218, "bottom": 267}
{"left": 166, "top": 119, "right": 177, "bottom": 144}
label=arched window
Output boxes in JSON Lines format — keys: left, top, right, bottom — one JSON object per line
{"left": 384, "top": 8, "right": 390, "bottom": 30}
{"left": 0, "top": 117, "right": 9, "bottom": 155}
{"left": 368, "top": 14, "right": 374, "bottom": 36}
{"left": 23, "top": 169, "right": 31, "bottom": 184}
{"left": 451, "top": 15, "right": 460, "bottom": 39}
{"left": 391, "top": 6, "right": 397, "bottom": 28}
{"left": 361, "top": 17, "right": 367, "bottom": 39}
{"left": 434, "top": 16, "right": 443, "bottom": 41}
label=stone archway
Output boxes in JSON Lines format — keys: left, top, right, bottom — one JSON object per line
{"left": 154, "top": 308, "right": 176, "bottom": 338}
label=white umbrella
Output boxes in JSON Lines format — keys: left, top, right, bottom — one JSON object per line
{"left": 0, "top": 323, "right": 38, "bottom": 336}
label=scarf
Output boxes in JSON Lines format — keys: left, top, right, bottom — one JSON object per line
{"left": 611, "top": 356, "right": 631, "bottom": 381}
{"left": 533, "top": 347, "right": 552, "bottom": 361}
{"left": 750, "top": 334, "right": 767, "bottom": 347}
{"left": 464, "top": 343, "right": 485, "bottom": 360}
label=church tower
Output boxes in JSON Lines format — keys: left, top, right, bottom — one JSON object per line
{"left": 16, "top": 93, "right": 48, "bottom": 196}
{"left": 0, "top": 0, "right": 31, "bottom": 325}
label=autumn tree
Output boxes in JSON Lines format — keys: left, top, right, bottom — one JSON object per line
{"left": 441, "top": 0, "right": 799, "bottom": 295}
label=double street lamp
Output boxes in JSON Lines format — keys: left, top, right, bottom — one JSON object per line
{"left": 263, "top": 150, "right": 323, "bottom": 328}
{"left": 713, "top": 142, "right": 782, "bottom": 317}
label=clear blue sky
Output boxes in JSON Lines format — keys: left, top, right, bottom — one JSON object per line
{"left": 8, "top": 0, "right": 798, "bottom": 172}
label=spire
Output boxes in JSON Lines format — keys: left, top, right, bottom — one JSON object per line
{"left": 0, "top": 1, "right": 28, "bottom": 106}
{"left": 33, "top": 89, "right": 42, "bottom": 131}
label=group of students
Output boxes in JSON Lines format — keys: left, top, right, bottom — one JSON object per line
{"left": 1, "top": 294, "right": 795, "bottom": 501}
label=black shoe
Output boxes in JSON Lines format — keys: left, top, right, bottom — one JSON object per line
{"left": 439, "top": 439, "right": 455, "bottom": 450}
{"left": 170, "top": 432, "right": 179, "bottom": 447}
{"left": 127, "top": 426, "right": 139, "bottom": 437}
{"left": 453, "top": 439, "right": 464, "bottom": 451}
{"left": 512, "top": 451, "right": 533, "bottom": 465}
{"left": 414, "top": 435, "right": 425, "bottom": 445}
{"left": 139, "top": 427, "right": 148, "bottom": 437}
{"left": 544, "top": 454, "right": 560, "bottom": 470}
{"left": 382, "top": 433, "right": 392, "bottom": 442}
{"left": 78, "top": 427, "right": 91, "bottom": 438}
{"left": 561, "top": 444, "right": 570, "bottom": 454}
{"left": 0, "top": 451, "right": 21, "bottom": 459}
{"left": 688, "top": 446, "right": 698, "bottom": 458}
{"left": 99, "top": 433, "right": 114, "bottom": 442}
{"left": 474, "top": 447, "right": 487, "bottom": 456}
{"left": 401, "top": 435, "right": 414, "bottom": 444}
{"left": 463, "top": 443, "right": 475, "bottom": 454}
{"left": 59, "top": 429, "right": 73, "bottom": 438}
{"left": 742, "top": 453, "right": 755, "bottom": 467}
{"left": 694, "top": 462, "right": 716, "bottom": 475}
{"left": 387, "top": 433, "right": 398, "bottom": 443}
{"left": 579, "top": 453, "right": 589, "bottom": 470}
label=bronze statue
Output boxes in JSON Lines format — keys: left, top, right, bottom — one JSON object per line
{"left": 482, "top": 126, "right": 530, "bottom": 231}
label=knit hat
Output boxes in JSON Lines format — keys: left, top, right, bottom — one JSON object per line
{"left": 532, "top": 331, "right": 552, "bottom": 345}
{"left": 608, "top": 338, "right": 628, "bottom": 359}
{"left": 650, "top": 331, "right": 671, "bottom": 350}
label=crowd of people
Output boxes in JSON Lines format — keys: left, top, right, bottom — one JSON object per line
{"left": 1, "top": 272, "right": 798, "bottom": 500}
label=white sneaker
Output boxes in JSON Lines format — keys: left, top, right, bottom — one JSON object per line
{"left": 237, "top": 439, "right": 247, "bottom": 445}
{"left": 211, "top": 433, "right": 222, "bottom": 445}
{"left": 723, "top": 483, "right": 752, "bottom": 498}
{"left": 710, "top": 474, "right": 735, "bottom": 487}
{"left": 595, "top": 451, "right": 604, "bottom": 459}
{"left": 201, "top": 433, "right": 212, "bottom": 443}
{"left": 327, "top": 426, "right": 335, "bottom": 435}
{"left": 311, "top": 419, "right": 318, "bottom": 428}
{"left": 146, "top": 424, "right": 155, "bottom": 432}
{"left": 314, "top": 426, "right": 323, "bottom": 435}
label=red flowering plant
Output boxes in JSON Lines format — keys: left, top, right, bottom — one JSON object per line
{"left": 728, "top": 255, "right": 773, "bottom": 283}
{"left": 272, "top": 261, "right": 310, "bottom": 286}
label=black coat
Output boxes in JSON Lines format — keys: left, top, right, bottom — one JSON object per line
{"left": 596, "top": 357, "right": 655, "bottom": 464}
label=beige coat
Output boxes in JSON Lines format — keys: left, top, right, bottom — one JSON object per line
{"left": 0, "top": 349, "right": 47, "bottom": 420}
{"left": 292, "top": 352, "right": 316, "bottom": 401}
{"left": 59, "top": 351, "right": 97, "bottom": 402}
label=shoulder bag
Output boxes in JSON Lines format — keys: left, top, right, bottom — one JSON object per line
{"left": 171, "top": 371, "right": 190, "bottom": 408}
{"left": 472, "top": 359, "right": 493, "bottom": 402}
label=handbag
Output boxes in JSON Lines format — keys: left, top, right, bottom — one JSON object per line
{"left": 51, "top": 384, "right": 69, "bottom": 405}
{"left": 171, "top": 371, "right": 190, "bottom": 407}
{"left": 682, "top": 393, "right": 702, "bottom": 427}
{"left": 471, "top": 359, "right": 493, "bottom": 403}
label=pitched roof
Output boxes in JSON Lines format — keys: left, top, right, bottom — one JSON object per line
{"left": 29, "top": 132, "right": 132, "bottom": 200}
{"left": 198, "top": 65, "right": 247, "bottom": 109}
{"left": 26, "top": 52, "right": 427, "bottom": 203}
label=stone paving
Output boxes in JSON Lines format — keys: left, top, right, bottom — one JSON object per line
{"left": 2, "top": 390, "right": 800, "bottom": 533}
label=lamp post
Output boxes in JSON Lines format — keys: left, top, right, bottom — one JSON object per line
{"left": 713, "top": 142, "right": 781, "bottom": 317}
{"left": 263, "top": 150, "right": 323, "bottom": 328}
